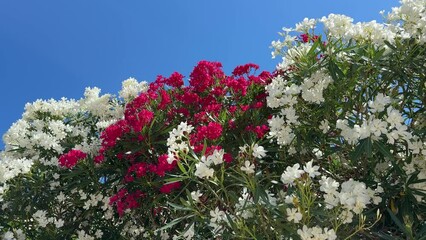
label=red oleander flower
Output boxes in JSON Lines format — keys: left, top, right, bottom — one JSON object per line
{"left": 58, "top": 149, "right": 87, "bottom": 168}
{"left": 158, "top": 89, "right": 171, "bottom": 110}
{"left": 189, "top": 61, "right": 224, "bottom": 93}
{"left": 110, "top": 189, "right": 145, "bottom": 217}
{"left": 100, "top": 119, "right": 130, "bottom": 149}
{"left": 165, "top": 72, "right": 184, "bottom": 88}
{"left": 159, "top": 181, "right": 181, "bottom": 194}
{"left": 232, "top": 63, "right": 259, "bottom": 76}
{"left": 206, "top": 122, "right": 222, "bottom": 140}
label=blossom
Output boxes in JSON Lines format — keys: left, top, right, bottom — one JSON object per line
{"left": 195, "top": 161, "right": 214, "bottom": 179}
{"left": 206, "top": 122, "right": 223, "bottom": 140}
{"left": 32, "top": 210, "right": 50, "bottom": 228}
{"left": 210, "top": 207, "right": 226, "bottom": 224}
{"left": 159, "top": 182, "right": 182, "bottom": 194}
{"left": 281, "top": 106, "right": 299, "bottom": 124}
{"left": 368, "top": 93, "right": 391, "bottom": 113}
{"left": 119, "top": 77, "right": 148, "bottom": 102}
{"left": 319, "top": 119, "right": 330, "bottom": 133}
{"left": 286, "top": 208, "right": 303, "bottom": 223}
{"left": 281, "top": 163, "right": 304, "bottom": 185}
{"left": 240, "top": 161, "right": 255, "bottom": 174}
{"left": 165, "top": 72, "right": 184, "bottom": 88}
{"left": 297, "top": 225, "right": 337, "bottom": 240}
{"left": 0, "top": 156, "right": 33, "bottom": 184}
{"left": 320, "top": 14, "right": 354, "bottom": 39}
{"left": 3, "top": 231, "right": 14, "bottom": 240}
{"left": 167, "top": 122, "right": 194, "bottom": 161}
{"left": 80, "top": 87, "right": 112, "bottom": 118}
{"left": 190, "top": 190, "right": 202, "bottom": 203}
{"left": 319, "top": 176, "right": 339, "bottom": 194}
{"left": 189, "top": 61, "right": 224, "bottom": 93}
{"left": 54, "top": 218, "right": 65, "bottom": 228}
{"left": 295, "top": 18, "right": 317, "bottom": 32}
{"left": 206, "top": 149, "right": 225, "bottom": 165}
{"left": 252, "top": 144, "right": 267, "bottom": 159}
{"left": 300, "top": 70, "right": 333, "bottom": 104}
{"left": 303, "top": 160, "right": 321, "bottom": 178}
{"left": 268, "top": 117, "right": 295, "bottom": 146}
{"left": 58, "top": 149, "right": 87, "bottom": 168}
{"left": 182, "top": 223, "right": 195, "bottom": 240}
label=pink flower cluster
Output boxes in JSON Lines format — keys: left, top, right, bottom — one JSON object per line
{"left": 58, "top": 149, "right": 87, "bottom": 168}
{"left": 109, "top": 188, "right": 145, "bottom": 217}
{"left": 69, "top": 61, "right": 272, "bottom": 216}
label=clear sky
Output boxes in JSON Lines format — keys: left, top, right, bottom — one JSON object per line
{"left": 0, "top": 0, "right": 399, "bottom": 149}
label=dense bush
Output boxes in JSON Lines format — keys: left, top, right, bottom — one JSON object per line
{"left": 1, "top": 0, "right": 425, "bottom": 239}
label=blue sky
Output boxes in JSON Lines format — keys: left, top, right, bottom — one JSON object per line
{"left": 0, "top": 0, "right": 399, "bottom": 148}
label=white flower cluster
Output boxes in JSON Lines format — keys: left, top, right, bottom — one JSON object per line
{"left": 32, "top": 210, "right": 64, "bottom": 228}
{"left": 22, "top": 97, "right": 80, "bottom": 120}
{"left": 319, "top": 177, "right": 383, "bottom": 220}
{"left": 82, "top": 193, "right": 109, "bottom": 210}
{"left": 209, "top": 207, "right": 229, "bottom": 236}
{"left": 2, "top": 229, "right": 25, "bottom": 240}
{"left": 297, "top": 225, "right": 337, "bottom": 240}
{"left": 234, "top": 188, "right": 255, "bottom": 219}
{"left": 121, "top": 219, "right": 147, "bottom": 239}
{"left": 336, "top": 94, "right": 413, "bottom": 146}
{"left": 3, "top": 79, "right": 148, "bottom": 163}
{"left": 238, "top": 144, "right": 267, "bottom": 174}
{"left": 76, "top": 230, "right": 96, "bottom": 240}
{"left": 403, "top": 154, "right": 426, "bottom": 201}
{"left": 280, "top": 160, "right": 320, "bottom": 185}
{"left": 300, "top": 70, "right": 333, "bottom": 104}
{"left": 0, "top": 79, "right": 148, "bottom": 238}
{"left": 321, "top": 15, "right": 397, "bottom": 46}
{"left": 266, "top": 70, "right": 333, "bottom": 147}
{"left": 277, "top": 43, "right": 313, "bottom": 71}
{"left": 3, "top": 118, "right": 72, "bottom": 158}
{"left": 387, "top": 0, "right": 426, "bottom": 43}
{"left": 80, "top": 87, "right": 122, "bottom": 120}
{"left": 2, "top": 91, "right": 117, "bottom": 161}
{"left": 271, "top": 0, "right": 425, "bottom": 66}
{"left": 0, "top": 155, "right": 33, "bottom": 184}
{"left": 166, "top": 122, "right": 194, "bottom": 164}
{"left": 280, "top": 161, "right": 383, "bottom": 225}
{"left": 194, "top": 149, "right": 224, "bottom": 179}
{"left": 119, "top": 77, "right": 149, "bottom": 102}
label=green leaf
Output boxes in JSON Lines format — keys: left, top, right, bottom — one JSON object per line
{"left": 374, "top": 141, "right": 396, "bottom": 161}
{"left": 328, "top": 60, "right": 344, "bottom": 82}
{"left": 386, "top": 208, "right": 411, "bottom": 237}
{"left": 374, "top": 232, "right": 402, "bottom": 240}
{"left": 177, "top": 160, "right": 187, "bottom": 174}
{"left": 384, "top": 40, "right": 397, "bottom": 50}
{"left": 167, "top": 202, "right": 193, "bottom": 211}
{"left": 307, "top": 39, "right": 320, "bottom": 57}
{"left": 154, "top": 214, "right": 195, "bottom": 232}
{"left": 350, "top": 138, "right": 367, "bottom": 161}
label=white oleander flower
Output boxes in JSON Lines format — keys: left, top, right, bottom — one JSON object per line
{"left": 295, "top": 18, "right": 317, "bottom": 32}
{"left": 319, "top": 119, "right": 330, "bottom": 134}
{"left": 368, "top": 93, "right": 391, "bottom": 113}
{"left": 240, "top": 161, "right": 255, "bottom": 174}
{"left": 182, "top": 223, "right": 195, "bottom": 240}
{"left": 119, "top": 77, "right": 148, "bottom": 102}
{"left": 190, "top": 190, "right": 202, "bottom": 203}
{"left": 303, "top": 160, "right": 321, "bottom": 178}
{"left": 286, "top": 208, "right": 303, "bottom": 223}
{"left": 194, "top": 161, "right": 214, "bottom": 179}
{"left": 281, "top": 163, "right": 304, "bottom": 185}
{"left": 252, "top": 144, "right": 267, "bottom": 159}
